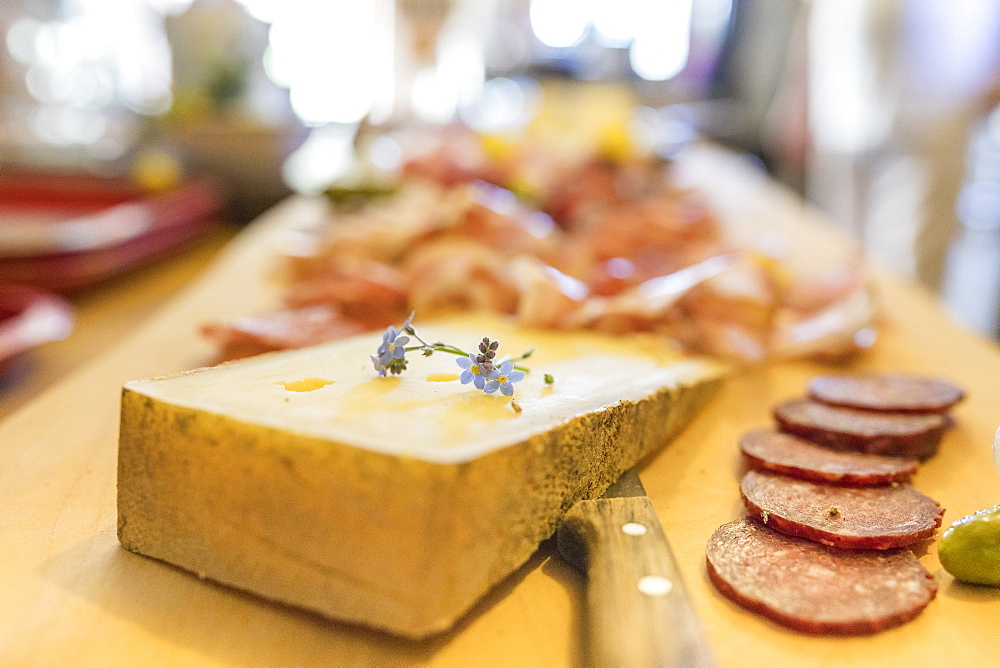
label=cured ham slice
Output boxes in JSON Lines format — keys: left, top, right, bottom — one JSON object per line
{"left": 512, "top": 256, "right": 588, "bottom": 328}
{"left": 706, "top": 519, "right": 937, "bottom": 635}
{"left": 571, "top": 254, "right": 738, "bottom": 333}
{"left": 202, "top": 304, "right": 365, "bottom": 360}
{"left": 808, "top": 373, "right": 964, "bottom": 413}
{"left": 740, "top": 429, "right": 917, "bottom": 486}
{"left": 740, "top": 470, "right": 944, "bottom": 549}
{"left": 773, "top": 398, "right": 948, "bottom": 460}
{"left": 770, "top": 287, "right": 878, "bottom": 361}
{"left": 403, "top": 239, "right": 520, "bottom": 316}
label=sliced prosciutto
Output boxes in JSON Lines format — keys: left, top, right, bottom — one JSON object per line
{"left": 740, "top": 470, "right": 944, "bottom": 550}
{"left": 201, "top": 304, "right": 366, "bottom": 361}
{"left": 205, "top": 133, "right": 881, "bottom": 364}
{"left": 706, "top": 519, "right": 938, "bottom": 635}
{"left": 740, "top": 428, "right": 918, "bottom": 486}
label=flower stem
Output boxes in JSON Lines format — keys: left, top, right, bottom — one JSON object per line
{"left": 404, "top": 342, "right": 471, "bottom": 357}
{"left": 405, "top": 327, "right": 533, "bottom": 372}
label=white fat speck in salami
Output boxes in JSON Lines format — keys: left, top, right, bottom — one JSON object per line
{"left": 706, "top": 519, "right": 938, "bottom": 635}
{"left": 740, "top": 470, "right": 943, "bottom": 549}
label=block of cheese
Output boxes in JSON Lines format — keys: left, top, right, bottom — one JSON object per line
{"left": 117, "top": 313, "right": 726, "bottom": 638}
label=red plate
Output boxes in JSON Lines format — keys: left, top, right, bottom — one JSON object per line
{"left": 0, "top": 173, "right": 222, "bottom": 291}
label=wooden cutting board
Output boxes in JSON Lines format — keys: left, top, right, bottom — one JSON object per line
{"left": 1, "top": 146, "right": 998, "bottom": 666}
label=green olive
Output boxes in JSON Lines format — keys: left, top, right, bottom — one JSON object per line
{"left": 938, "top": 504, "right": 1000, "bottom": 587}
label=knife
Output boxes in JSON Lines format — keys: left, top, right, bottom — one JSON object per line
{"left": 557, "top": 468, "right": 715, "bottom": 667}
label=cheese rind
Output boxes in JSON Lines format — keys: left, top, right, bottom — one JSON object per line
{"left": 117, "top": 315, "right": 726, "bottom": 637}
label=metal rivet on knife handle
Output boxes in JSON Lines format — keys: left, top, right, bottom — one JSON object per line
{"left": 622, "top": 522, "right": 648, "bottom": 536}
{"left": 638, "top": 575, "right": 674, "bottom": 597}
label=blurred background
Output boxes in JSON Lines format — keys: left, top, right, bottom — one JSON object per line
{"left": 2, "top": 0, "right": 1000, "bottom": 337}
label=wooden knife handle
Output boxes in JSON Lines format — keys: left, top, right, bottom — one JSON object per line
{"left": 558, "top": 496, "right": 715, "bottom": 668}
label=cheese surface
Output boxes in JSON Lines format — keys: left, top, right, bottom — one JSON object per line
{"left": 128, "top": 313, "right": 722, "bottom": 463}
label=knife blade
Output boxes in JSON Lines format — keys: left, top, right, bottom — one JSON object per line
{"left": 557, "top": 468, "right": 715, "bottom": 667}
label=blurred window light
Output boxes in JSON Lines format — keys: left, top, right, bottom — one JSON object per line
{"left": 69, "top": 0, "right": 175, "bottom": 115}
{"left": 32, "top": 2, "right": 176, "bottom": 116}
{"left": 71, "top": 68, "right": 115, "bottom": 109}
{"left": 87, "top": 130, "right": 131, "bottom": 161}
{"left": 629, "top": 0, "right": 692, "bottom": 81}
{"left": 809, "top": 0, "right": 891, "bottom": 154}
{"left": 6, "top": 0, "right": 185, "bottom": 155}
{"left": 32, "top": 21, "right": 59, "bottom": 65}
{"left": 369, "top": 135, "right": 403, "bottom": 171}
{"left": 282, "top": 122, "right": 359, "bottom": 193}
{"left": 148, "top": 0, "right": 195, "bottom": 14}
{"left": 5, "top": 18, "right": 43, "bottom": 65}
{"left": 437, "top": 27, "right": 485, "bottom": 112}
{"left": 30, "top": 105, "right": 107, "bottom": 146}
{"left": 592, "top": 0, "right": 641, "bottom": 46}
{"left": 691, "top": 0, "right": 732, "bottom": 33}
{"left": 24, "top": 65, "right": 66, "bottom": 105}
{"left": 461, "top": 76, "right": 539, "bottom": 133}
{"left": 411, "top": 65, "right": 457, "bottom": 125}
{"left": 261, "top": 45, "right": 286, "bottom": 87}
{"left": 30, "top": 106, "right": 66, "bottom": 146}
{"left": 530, "top": 0, "right": 590, "bottom": 48}
{"left": 51, "top": 21, "right": 85, "bottom": 65}
{"left": 233, "top": 0, "right": 281, "bottom": 24}
{"left": 250, "top": 0, "right": 389, "bottom": 125}
{"left": 903, "top": 0, "right": 1000, "bottom": 102}
{"left": 58, "top": 107, "right": 108, "bottom": 144}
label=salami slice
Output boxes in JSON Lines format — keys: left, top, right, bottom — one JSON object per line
{"left": 706, "top": 519, "right": 938, "bottom": 635}
{"left": 740, "top": 428, "right": 918, "bottom": 486}
{"left": 773, "top": 398, "right": 947, "bottom": 460}
{"left": 740, "top": 470, "right": 943, "bottom": 549}
{"left": 808, "top": 373, "right": 964, "bottom": 413}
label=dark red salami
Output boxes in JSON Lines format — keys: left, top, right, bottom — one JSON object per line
{"left": 808, "top": 373, "right": 964, "bottom": 413}
{"left": 740, "top": 470, "right": 943, "bottom": 549}
{"left": 773, "top": 398, "right": 947, "bottom": 460}
{"left": 740, "top": 428, "right": 918, "bottom": 486}
{"left": 706, "top": 519, "right": 938, "bottom": 635}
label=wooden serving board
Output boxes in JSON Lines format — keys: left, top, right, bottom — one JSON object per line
{"left": 2, "top": 146, "right": 998, "bottom": 666}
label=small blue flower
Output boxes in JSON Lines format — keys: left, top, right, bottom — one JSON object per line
{"left": 372, "top": 317, "right": 412, "bottom": 376}
{"left": 483, "top": 360, "right": 525, "bottom": 396}
{"left": 456, "top": 353, "right": 495, "bottom": 390}
{"left": 371, "top": 354, "right": 389, "bottom": 376}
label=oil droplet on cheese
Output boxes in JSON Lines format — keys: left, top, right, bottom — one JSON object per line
{"left": 280, "top": 378, "right": 335, "bottom": 392}
{"left": 427, "top": 374, "right": 459, "bottom": 382}
{"left": 341, "top": 376, "right": 403, "bottom": 412}
{"left": 460, "top": 393, "right": 520, "bottom": 421}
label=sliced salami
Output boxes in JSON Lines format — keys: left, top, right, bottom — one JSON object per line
{"left": 740, "top": 469, "right": 943, "bottom": 549}
{"left": 773, "top": 398, "right": 947, "bottom": 460}
{"left": 740, "top": 428, "right": 918, "bottom": 486}
{"left": 706, "top": 519, "right": 938, "bottom": 635}
{"left": 808, "top": 373, "right": 964, "bottom": 413}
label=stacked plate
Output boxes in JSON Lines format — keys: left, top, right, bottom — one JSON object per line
{"left": 0, "top": 173, "right": 221, "bottom": 291}
{"left": 0, "top": 172, "right": 222, "bottom": 365}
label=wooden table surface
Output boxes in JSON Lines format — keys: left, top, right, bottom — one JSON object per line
{"left": 1, "top": 146, "right": 998, "bottom": 666}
